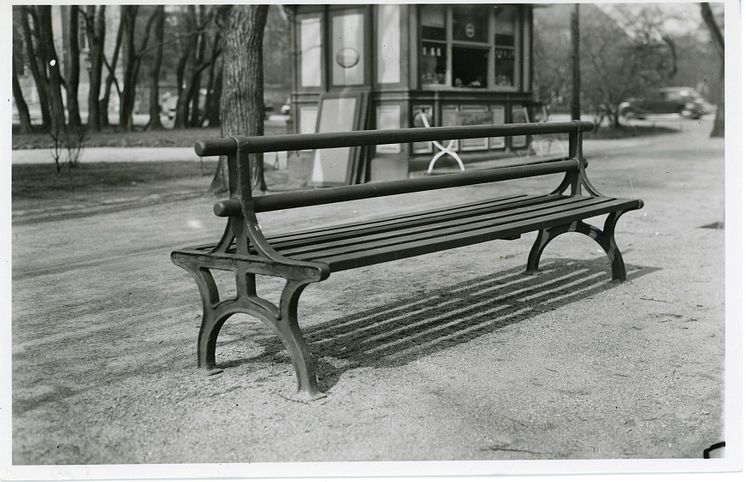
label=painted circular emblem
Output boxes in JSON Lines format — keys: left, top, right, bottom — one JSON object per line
{"left": 465, "top": 23, "right": 475, "bottom": 39}
{"left": 335, "top": 48, "right": 360, "bottom": 69}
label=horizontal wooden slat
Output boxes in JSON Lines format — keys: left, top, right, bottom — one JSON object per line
{"left": 268, "top": 194, "right": 556, "bottom": 250}
{"left": 252, "top": 159, "right": 579, "bottom": 212}
{"left": 313, "top": 198, "right": 642, "bottom": 271}
{"left": 265, "top": 194, "right": 529, "bottom": 243}
{"left": 286, "top": 197, "right": 610, "bottom": 260}
{"left": 195, "top": 121, "right": 594, "bottom": 156}
{"left": 277, "top": 196, "right": 586, "bottom": 258}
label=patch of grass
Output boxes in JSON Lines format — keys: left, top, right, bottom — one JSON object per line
{"left": 12, "top": 124, "right": 294, "bottom": 150}
{"left": 11, "top": 160, "right": 294, "bottom": 224}
{"left": 584, "top": 124, "right": 679, "bottom": 140}
{"left": 12, "top": 161, "right": 219, "bottom": 199}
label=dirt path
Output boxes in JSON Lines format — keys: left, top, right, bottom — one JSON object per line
{"left": 10, "top": 118, "right": 727, "bottom": 468}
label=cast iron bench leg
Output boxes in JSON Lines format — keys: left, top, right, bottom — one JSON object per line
{"left": 275, "top": 279, "right": 324, "bottom": 400}
{"left": 526, "top": 210, "right": 628, "bottom": 281}
{"left": 174, "top": 258, "right": 324, "bottom": 400}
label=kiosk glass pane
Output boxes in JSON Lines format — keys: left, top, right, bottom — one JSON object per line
{"left": 299, "top": 17, "right": 322, "bottom": 87}
{"left": 453, "top": 47, "right": 488, "bottom": 88}
{"left": 421, "top": 42, "right": 447, "bottom": 85}
{"left": 421, "top": 4, "right": 445, "bottom": 41}
{"left": 494, "top": 6, "right": 518, "bottom": 87}
{"left": 377, "top": 5, "right": 401, "bottom": 84}
{"left": 495, "top": 48, "right": 515, "bottom": 87}
{"left": 494, "top": 7, "right": 517, "bottom": 46}
{"left": 331, "top": 12, "right": 365, "bottom": 86}
{"left": 452, "top": 5, "right": 489, "bottom": 43}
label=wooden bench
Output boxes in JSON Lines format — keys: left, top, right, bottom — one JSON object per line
{"left": 172, "top": 121, "right": 643, "bottom": 399}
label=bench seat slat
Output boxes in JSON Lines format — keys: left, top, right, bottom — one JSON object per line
{"left": 268, "top": 194, "right": 562, "bottom": 250}
{"left": 296, "top": 197, "right": 641, "bottom": 272}
{"left": 277, "top": 196, "right": 588, "bottom": 258}
{"left": 265, "top": 193, "right": 530, "bottom": 243}
{"left": 282, "top": 196, "right": 611, "bottom": 260}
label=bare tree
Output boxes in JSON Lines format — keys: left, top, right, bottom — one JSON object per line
{"left": 100, "top": 13, "right": 125, "bottom": 127}
{"left": 700, "top": 3, "right": 724, "bottom": 138}
{"left": 189, "top": 5, "right": 209, "bottom": 127}
{"left": 174, "top": 6, "right": 220, "bottom": 129}
{"left": 65, "top": 6, "right": 82, "bottom": 127}
{"left": 12, "top": 60, "right": 33, "bottom": 133}
{"left": 210, "top": 5, "right": 268, "bottom": 193}
{"left": 119, "top": 6, "right": 160, "bottom": 130}
{"left": 579, "top": 6, "right": 676, "bottom": 127}
{"left": 83, "top": 5, "right": 106, "bottom": 131}
{"left": 532, "top": 21, "right": 570, "bottom": 115}
{"left": 12, "top": 9, "right": 33, "bottom": 132}
{"left": 146, "top": 6, "right": 166, "bottom": 130}
{"left": 35, "top": 5, "right": 67, "bottom": 133}
{"left": 201, "top": 56, "right": 223, "bottom": 127}
{"left": 18, "top": 6, "right": 51, "bottom": 127}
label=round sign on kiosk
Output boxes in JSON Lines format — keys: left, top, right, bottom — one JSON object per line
{"left": 335, "top": 48, "right": 360, "bottom": 69}
{"left": 465, "top": 23, "right": 475, "bottom": 38}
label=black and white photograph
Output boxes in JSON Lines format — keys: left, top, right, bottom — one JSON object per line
{"left": 2, "top": 0, "right": 742, "bottom": 480}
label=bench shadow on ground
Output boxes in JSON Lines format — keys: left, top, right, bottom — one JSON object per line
{"left": 220, "top": 257, "right": 657, "bottom": 392}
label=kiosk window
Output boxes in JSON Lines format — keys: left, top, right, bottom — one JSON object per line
{"left": 494, "top": 6, "right": 518, "bottom": 87}
{"left": 421, "top": 42, "right": 447, "bottom": 85}
{"left": 418, "top": 5, "right": 521, "bottom": 90}
{"left": 452, "top": 47, "right": 488, "bottom": 88}
{"left": 494, "top": 7, "right": 517, "bottom": 46}
{"left": 421, "top": 4, "right": 446, "bottom": 41}
{"left": 452, "top": 5, "right": 488, "bottom": 43}
{"left": 299, "top": 16, "right": 322, "bottom": 87}
{"left": 331, "top": 11, "right": 366, "bottom": 86}
{"left": 420, "top": 4, "right": 447, "bottom": 86}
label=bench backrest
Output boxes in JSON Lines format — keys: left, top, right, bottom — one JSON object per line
{"left": 197, "top": 121, "right": 593, "bottom": 217}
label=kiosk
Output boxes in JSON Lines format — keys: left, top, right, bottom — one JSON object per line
{"left": 289, "top": 4, "right": 535, "bottom": 181}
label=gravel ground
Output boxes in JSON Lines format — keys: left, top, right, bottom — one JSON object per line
{"left": 8, "top": 118, "right": 730, "bottom": 473}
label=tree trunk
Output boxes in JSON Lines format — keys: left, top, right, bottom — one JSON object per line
{"left": 12, "top": 57, "right": 33, "bottom": 133}
{"left": 12, "top": 9, "right": 33, "bottom": 132}
{"left": 65, "top": 6, "right": 82, "bottom": 127}
{"left": 189, "top": 5, "right": 209, "bottom": 127}
{"left": 100, "top": 11, "right": 125, "bottom": 127}
{"left": 119, "top": 6, "right": 138, "bottom": 130}
{"left": 146, "top": 6, "right": 165, "bottom": 130}
{"left": 206, "top": 66, "right": 223, "bottom": 127}
{"left": 37, "top": 5, "right": 67, "bottom": 133}
{"left": 19, "top": 7, "right": 52, "bottom": 128}
{"left": 119, "top": 6, "right": 158, "bottom": 131}
{"left": 211, "top": 5, "right": 268, "bottom": 193}
{"left": 85, "top": 5, "right": 106, "bottom": 131}
{"left": 700, "top": 3, "right": 724, "bottom": 138}
{"left": 570, "top": 3, "right": 581, "bottom": 121}
{"left": 201, "top": 51, "right": 221, "bottom": 127}
{"left": 174, "top": 6, "right": 199, "bottom": 129}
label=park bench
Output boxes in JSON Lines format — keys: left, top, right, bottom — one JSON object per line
{"left": 171, "top": 121, "right": 643, "bottom": 399}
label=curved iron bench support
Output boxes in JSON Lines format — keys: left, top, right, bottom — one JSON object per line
{"left": 171, "top": 251, "right": 326, "bottom": 400}
{"left": 526, "top": 208, "right": 634, "bottom": 282}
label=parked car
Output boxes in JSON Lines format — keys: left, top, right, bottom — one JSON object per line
{"left": 619, "top": 87, "right": 707, "bottom": 120}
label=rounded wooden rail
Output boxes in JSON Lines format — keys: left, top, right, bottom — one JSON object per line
{"left": 212, "top": 158, "right": 580, "bottom": 216}
{"left": 194, "top": 121, "right": 594, "bottom": 156}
